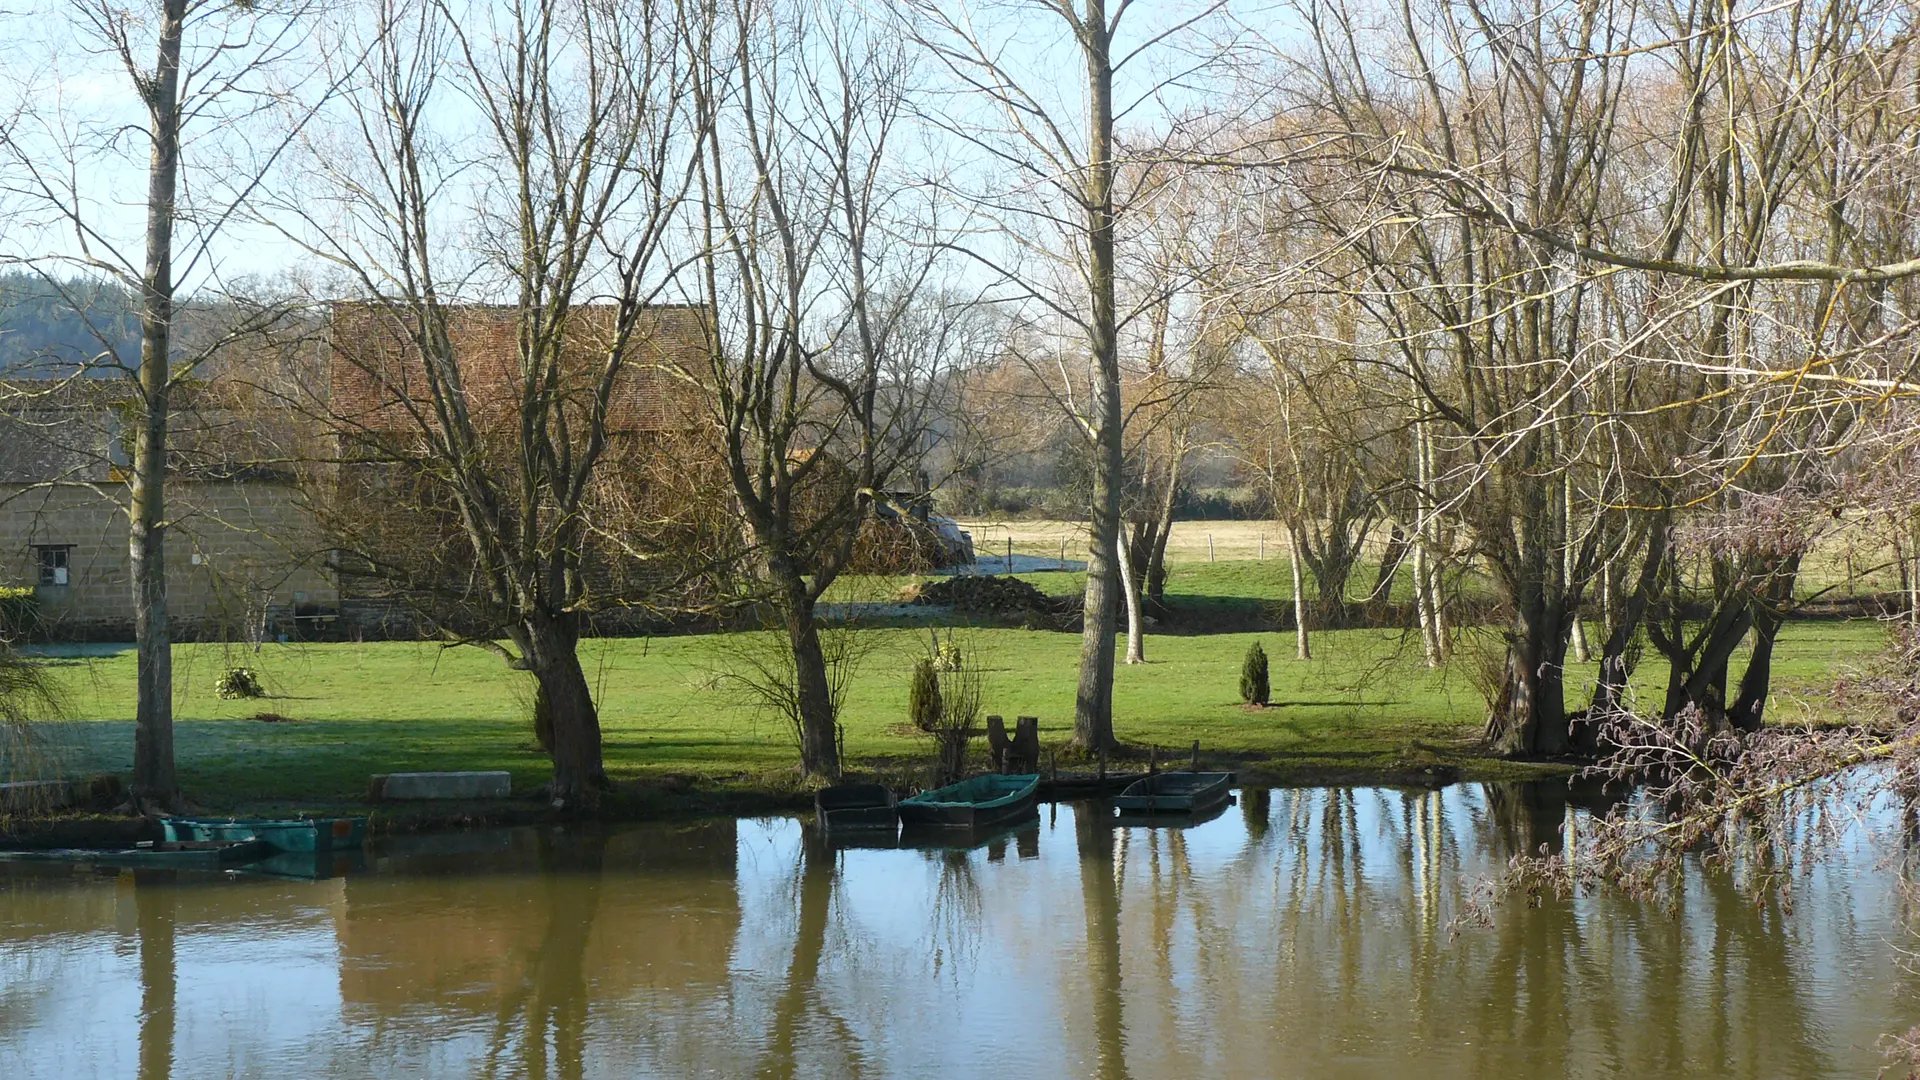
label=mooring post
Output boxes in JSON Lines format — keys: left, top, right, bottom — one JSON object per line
{"left": 1208, "top": 533, "right": 1215, "bottom": 562}
{"left": 1190, "top": 739, "right": 1200, "bottom": 772}
{"left": 1059, "top": 537, "right": 1067, "bottom": 568}
{"left": 1005, "top": 535, "right": 1013, "bottom": 572}
{"left": 1149, "top": 744, "right": 1158, "bottom": 776}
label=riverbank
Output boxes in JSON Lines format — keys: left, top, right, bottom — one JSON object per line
{"left": 0, "top": 618, "right": 1884, "bottom": 839}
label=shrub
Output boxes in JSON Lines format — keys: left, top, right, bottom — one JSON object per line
{"left": 1240, "top": 642, "right": 1270, "bottom": 707}
{"left": 908, "top": 656, "right": 942, "bottom": 732}
{"left": 214, "top": 667, "right": 266, "bottom": 700}
{"left": 931, "top": 651, "right": 983, "bottom": 786}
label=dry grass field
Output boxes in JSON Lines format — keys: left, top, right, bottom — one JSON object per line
{"left": 961, "top": 517, "right": 1914, "bottom": 601}
{"left": 960, "top": 519, "right": 1313, "bottom": 565}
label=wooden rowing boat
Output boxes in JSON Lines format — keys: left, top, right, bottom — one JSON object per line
{"left": 1111, "top": 771, "right": 1233, "bottom": 816}
{"left": 898, "top": 773, "right": 1040, "bottom": 829}
{"left": 162, "top": 816, "right": 367, "bottom": 853}
{"left": 815, "top": 783, "right": 898, "bottom": 833}
{"left": 1115, "top": 794, "right": 1235, "bottom": 829}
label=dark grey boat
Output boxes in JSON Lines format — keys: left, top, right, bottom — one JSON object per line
{"left": 1111, "top": 771, "right": 1233, "bottom": 816}
{"left": 815, "top": 783, "right": 898, "bottom": 832}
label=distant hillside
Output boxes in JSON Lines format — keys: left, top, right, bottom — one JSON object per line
{"left": 0, "top": 272, "right": 141, "bottom": 375}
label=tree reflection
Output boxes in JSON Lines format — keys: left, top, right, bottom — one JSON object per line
{"left": 760, "top": 827, "right": 861, "bottom": 1080}
{"left": 1241, "top": 788, "right": 1271, "bottom": 841}
{"left": 482, "top": 830, "right": 607, "bottom": 1080}
{"left": 134, "top": 871, "right": 176, "bottom": 1080}
{"left": 1074, "top": 800, "right": 1129, "bottom": 1080}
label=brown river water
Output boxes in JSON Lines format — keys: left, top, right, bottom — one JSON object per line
{"left": 0, "top": 783, "right": 1914, "bottom": 1079}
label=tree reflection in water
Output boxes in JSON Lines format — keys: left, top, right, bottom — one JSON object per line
{"left": 134, "top": 871, "right": 176, "bottom": 1080}
{"left": 760, "top": 828, "right": 866, "bottom": 1080}
{"left": 0, "top": 783, "right": 1908, "bottom": 1078}
{"left": 1075, "top": 800, "right": 1130, "bottom": 1080}
{"left": 481, "top": 830, "right": 606, "bottom": 1080}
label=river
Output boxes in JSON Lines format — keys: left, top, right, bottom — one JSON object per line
{"left": 0, "top": 783, "right": 1914, "bottom": 1078}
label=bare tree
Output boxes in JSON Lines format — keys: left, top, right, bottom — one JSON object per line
{"left": 268, "top": 0, "right": 696, "bottom": 804}
{"left": 680, "top": 0, "right": 952, "bottom": 777}
{"left": 898, "top": 0, "right": 1237, "bottom": 749}
{"left": 0, "top": 0, "right": 317, "bottom": 808}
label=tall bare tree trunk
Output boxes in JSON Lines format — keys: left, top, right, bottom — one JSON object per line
{"left": 1289, "top": 529, "right": 1310, "bottom": 661}
{"left": 1413, "top": 533, "right": 1439, "bottom": 668}
{"left": 1566, "top": 474, "right": 1590, "bottom": 664}
{"left": 1488, "top": 597, "right": 1572, "bottom": 756}
{"left": 1412, "top": 413, "right": 1438, "bottom": 667}
{"left": 1121, "top": 542, "right": 1145, "bottom": 664}
{"left": 130, "top": 0, "right": 188, "bottom": 810}
{"left": 1074, "top": 0, "right": 1120, "bottom": 751}
{"left": 1145, "top": 431, "right": 1184, "bottom": 614}
{"left": 1413, "top": 415, "right": 1446, "bottom": 665}
{"left": 1590, "top": 516, "right": 1668, "bottom": 717}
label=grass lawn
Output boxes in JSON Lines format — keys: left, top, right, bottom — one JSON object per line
{"left": 15, "top": 615, "right": 1891, "bottom": 813}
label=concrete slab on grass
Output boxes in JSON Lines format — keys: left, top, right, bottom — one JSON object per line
{"left": 374, "top": 771, "right": 511, "bottom": 801}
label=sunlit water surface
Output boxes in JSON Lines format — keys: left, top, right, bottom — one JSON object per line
{"left": 0, "top": 783, "right": 1915, "bottom": 1079}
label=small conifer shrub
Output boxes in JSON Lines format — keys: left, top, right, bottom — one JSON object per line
{"left": 1239, "top": 642, "right": 1270, "bottom": 707}
{"left": 909, "top": 656, "right": 943, "bottom": 732}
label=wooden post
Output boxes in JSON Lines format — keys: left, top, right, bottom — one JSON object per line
{"left": 1060, "top": 537, "right": 1067, "bottom": 569}
{"left": 1048, "top": 747, "right": 1057, "bottom": 781}
{"left": 1208, "top": 533, "right": 1215, "bottom": 562}
{"left": 1005, "top": 535, "right": 1013, "bottom": 572}
{"left": 985, "top": 715, "right": 1009, "bottom": 773}
{"left": 1148, "top": 744, "right": 1158, "bottom": 775}
{"left": 1259, "top": 534, "right": 1264, "bottom": 560}
{"left": 1190, "top": 739, "right": 1199, "bottom": 772}
{"left": 1013, "top": 716, "right": 1040, "bottom": 773}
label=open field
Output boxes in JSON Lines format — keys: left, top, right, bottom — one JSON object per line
{"left": 14, "top": 616, "right": 1889, "bottom": 813}
{"left": 960, "top": 518, "right": 1919, "bottom": 603}
{"left": 961, "top": 518, "right": 1290, "bottom": 564}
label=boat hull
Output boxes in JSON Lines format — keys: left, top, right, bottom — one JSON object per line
{"left": 898, "top": 774, "right": 1040, "bottom": 829}
{"left": 815, "top": 784, "right": 898, "bottom": 833}
{"left": 1115, "top": 795, "right": 1235, "bottom": 829}
{"left": 163, "top": 817, "right": 368, "bottom": 852}
{"left": 1111, "top": 772, "right": 1233, "bottom": 815}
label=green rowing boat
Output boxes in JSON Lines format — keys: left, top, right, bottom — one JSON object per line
{"left": 898, "top": 774, "right": 1039, "bottom": 829}
{"left": 162, "top": 816, "right": 367, "bottom": 852}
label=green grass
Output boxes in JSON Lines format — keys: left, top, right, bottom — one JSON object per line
{"left": 18, "top": 614, "right": 1891, "bottom": 812}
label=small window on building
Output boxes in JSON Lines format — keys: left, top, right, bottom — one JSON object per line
{"left": 35, "top": 546, "right": 71, "bottom": 587}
